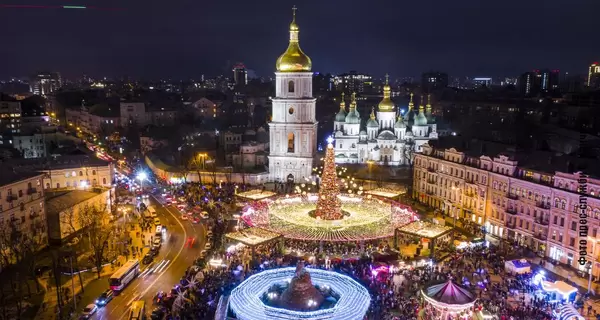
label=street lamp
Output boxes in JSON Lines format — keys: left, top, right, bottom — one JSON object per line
{"left": 366, "top": 160, "right": 375, "bottom": 189}
{"left": 197, "top": 153, "right": 208, "bottom": 169}
{"left": 137, "top": 171, "right": 147, "bottom": 190}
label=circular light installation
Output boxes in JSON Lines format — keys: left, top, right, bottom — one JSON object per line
{"left": 243, "top": 194, "right": 414, "bottom": 241}
{"left": 228, "top": 267, "right": 370, "bottom": 320}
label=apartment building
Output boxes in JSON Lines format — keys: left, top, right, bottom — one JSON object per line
{"left": 7, "top": 154, "right": 114, "bottom": 190}
{"left": 413, "top": 143, "right": 600, "bottom": 277}
{"left": 0, "top": 171, "right": 48, "bottom": 250}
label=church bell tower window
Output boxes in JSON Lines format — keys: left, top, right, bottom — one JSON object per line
{"left": 288, "top": 80, "right": 295, "bottom": 93}
{"left": 287, "top": 132, "right": 295, "bottom": 153}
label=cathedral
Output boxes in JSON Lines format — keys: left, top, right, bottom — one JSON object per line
{"left": 333, "top": 78, "right": 438, "bottom": 165}
{"left": 268, "top": 7, "right": 317, "bottom": 183}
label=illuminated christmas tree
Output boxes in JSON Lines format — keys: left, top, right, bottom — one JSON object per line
{"left": 315, "top": 137, "right": 343, "bottom": 220}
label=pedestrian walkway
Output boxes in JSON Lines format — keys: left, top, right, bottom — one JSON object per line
{"left": 35, "top": 218, "right": 155, "bottom": 320}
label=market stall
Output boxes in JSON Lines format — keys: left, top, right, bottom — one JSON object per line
{"left": 504, "top": 259, "right": 531, "bottom": 274}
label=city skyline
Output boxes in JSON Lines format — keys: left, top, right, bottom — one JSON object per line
{"left": 1, "top": 0, "right": 598, "bottom": 79}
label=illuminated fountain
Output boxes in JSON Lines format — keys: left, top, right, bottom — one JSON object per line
{"left": 228, "top": 262, "right": 370, "bottom": 320}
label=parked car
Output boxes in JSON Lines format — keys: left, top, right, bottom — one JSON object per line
{"left": 154, "top": 218, "right": 161, "bottom": 226}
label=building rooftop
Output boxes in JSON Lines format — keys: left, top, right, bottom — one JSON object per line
{"left": 6, "top": 154, "right": 111, "bottom": 171}
{"left": 427, "top": 136, "right": 600, "bottom": 178}
{"left": 45, "top": 190, "right": 103, "bottom": 215}
{"left": 0, "top": 169, "right": 44, "bottom": 186}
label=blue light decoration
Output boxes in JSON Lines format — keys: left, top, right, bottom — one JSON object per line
{"left": 400, "top": 108, "right": 405, "bottom": 115}
{"left": 228, "top": 267, "right": 371, "bottom": 320}
{"left": 326, "top": 136, "right": 334, "bottom": 145}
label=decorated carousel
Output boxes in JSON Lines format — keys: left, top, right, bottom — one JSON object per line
{"left": 240, "top": 137, "right": 416, "bottom": 242}
{"left": 421, "top": 280, "right": 477, "bottom": 320}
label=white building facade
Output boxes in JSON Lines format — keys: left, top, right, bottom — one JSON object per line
{"left": 333, "top": 79, "right": 438, "bottom": 166}
{"left": 268, "top": 9, "right": 317, "bottom": 183}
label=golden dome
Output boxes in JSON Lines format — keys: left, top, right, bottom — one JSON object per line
{"left": 378, "top": 74, "right": 395, "bottom": 111}
{"left": 276, "top": 6, "right": 312, "bottom": 72}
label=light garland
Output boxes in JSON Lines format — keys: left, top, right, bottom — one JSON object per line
{"left": 225, "top": 227, "right": 282, "bottom": 246}
{"left": 243, "top": 195, "right": 413, "bottom": 241}
{"left": 397, "top": 221, "right": 453, "bottom": 239}
{"left": 364, "top": 187, "right": 406, "bottom": 199}
{"left": 228, "top": 267, "right": 370, "bottom": 320}
{"left": 315, "top": 142, "right": 343, "bottom": 220}
{"left": 237, "top": 190, "right": 278, "bottom": 201}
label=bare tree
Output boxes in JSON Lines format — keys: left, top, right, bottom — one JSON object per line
{"left": 76, "top": 205, "right": 116, "bottom": 279}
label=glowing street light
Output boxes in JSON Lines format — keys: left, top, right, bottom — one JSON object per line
{"left": 137, "top": 171, "right": 147, "bottom": 190}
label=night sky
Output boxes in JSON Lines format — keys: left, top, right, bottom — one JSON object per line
{"left": 1, "top": 0, "right": 598, "bottom": 79}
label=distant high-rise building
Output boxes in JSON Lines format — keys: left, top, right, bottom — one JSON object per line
{"left": 472, "top": 77, "right": 492, "bottom": 87}
{"left": 421, "top": 71, "right": 448, "bottom": 93}
{"left": 334, "top": 71, "right": 373, "bottom": 94}
{"left": 588, "top": 62, "right": 600, "bottom": 89}
{"left": 0, "top": 100, "right": 22, "bottom": 145}
{"left": 232, "top": 63, "right": 248, "bottom": 88}
{"left": 518, "top": 69, "right": 559, "bottom": 96}
{"left": 30, "top": 72, "right": 61, "bottom": 95}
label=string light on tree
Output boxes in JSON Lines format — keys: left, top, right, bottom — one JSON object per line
{"left": 315, "top": 136, "right": 343, "bottom": 220}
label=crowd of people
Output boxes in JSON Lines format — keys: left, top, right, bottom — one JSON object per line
{"left": 143, "top": 177, "right": 594, "bottom": 320}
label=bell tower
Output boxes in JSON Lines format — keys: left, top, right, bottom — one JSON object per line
{"left": 269, "top": 6, "right": 317, "bottom": 183}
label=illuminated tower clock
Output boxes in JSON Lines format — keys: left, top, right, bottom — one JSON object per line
{"left": 268, "top": 6, "right": 317, "bottom": 183}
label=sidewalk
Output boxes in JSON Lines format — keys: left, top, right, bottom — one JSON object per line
{"left": 35, "top": 219, "right": 154, "bottom": 320}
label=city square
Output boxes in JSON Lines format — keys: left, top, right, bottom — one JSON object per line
{"left": 0, "top": 2, "right": 598, "bottom": 320}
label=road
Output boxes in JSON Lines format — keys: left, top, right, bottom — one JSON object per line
{"left": 77, "top": 195, "right": 206, "bottom": 319}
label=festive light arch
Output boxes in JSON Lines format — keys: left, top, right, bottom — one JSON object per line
{"left": 228, "top": 267, "right": 371, "bottom": 320}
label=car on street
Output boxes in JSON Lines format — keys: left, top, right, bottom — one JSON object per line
{"left": 95, "top": 289, "right": 114, "bottom": 306}
{"left": 154, "top": 218, "right": 161, "bottom": 226}
{"left": 152, "top": 238, "right": 162, "bottom": 249}
{"left": 149, "top": 246, "right": 159, "bottom": 257}
{"left": 142, "top": 253, "right": 154, "bottom": 264}
{"left": 181, "top": 214, "right": 188, "bottom": 220}
{"left": 79, "top": 304, "right": 98, "bottom": 319}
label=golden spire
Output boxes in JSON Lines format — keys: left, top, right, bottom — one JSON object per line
{"left": 419, "top": 94, "right": 425, "bottom": 112}
{"left": 426, "top": 94, "right": 432, "bottom": 109}
{"left": 275, "top": 6, "right": 312, "bottom": 72}
{"left": 378, "top": 73, "right": 394, "bottom": 111}
{"left": 339, "top": 92, "right": 346, "bottom": 109}
{"left": 350, "top": 92, "right": 357, "bottom": 109}
{"left": 408, "top": 92, "right": 414, "bottom": 110}
{"left": 370, "top": 107, "right": 376, "bottom": 120}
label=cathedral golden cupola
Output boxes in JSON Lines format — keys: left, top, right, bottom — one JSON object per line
{"left": 345, "top": 92, "right": 361, "bottom": 124}
{"left": 276, "top": 6, "right": 312, "bottom": 72}
{"left": 414, "top": 94, "right": 428, "bottom": 126}
{"left": 377, "top": 74, "right": 395, "bottom": 112}
{"left": 367, "top": 107, "right": 378, "bottom": 128}
{"left": 335, "top": 92, "right": 347, "bottom": 122}
{"left": 408, "top": 92, "right": 415, "bottom": 110}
